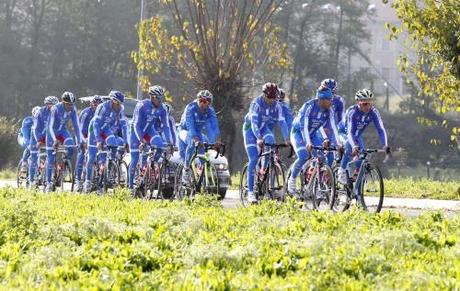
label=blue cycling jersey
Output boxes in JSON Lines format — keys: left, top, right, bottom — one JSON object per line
{"left": 92, "top": 100, "right": 127, "bottom": 144}
{"left": 292, "top": 98, "right": 339, "bottom": 144}
{"left": 179, "top": 101, "right": 220, "bottom": 143}
{"left": 331, "top": 95, "right": 345, "bottom": 124}
{"left": 48, "top": 102, "right": 81, "bottom": 143}
{"left": 33, "top": 106, "right": 51, "bottom": 141}
{"left": 342, "top": 104, "right": 388, "bottom": 148}
{"left": 131, "top": 99, "right": 171, "bottom": 143}
{"left": 79, "top": 107, "right": 95, "bottom": 139}
{"left": 19, "top": 116, "right": 33, "bottom": 143}
{"left": 243, "top": 95, "right": 289, "bottom": 140}
{"left": 280, "top": 101, "right": 294, "bottom": 131}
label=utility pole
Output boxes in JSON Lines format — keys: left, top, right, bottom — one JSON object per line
{"left": 136, "top": 0, "right": 145, "bottom": 100}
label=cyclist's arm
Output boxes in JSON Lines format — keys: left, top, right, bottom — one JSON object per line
{"left": 168, "top": 116, "right": 177, "bottom": 146}
{"left": 346, "top": 108, "right": 358, "bottom": 148}
{"left": 205, "top": 107, "right": 220, "bottom": 143}
{"left": 185, "top": 104, "right": 198, "bottom": 139}
{"left": 276, "top": 103, "right": 289, "bottom": 140}
{"left": 120, "top": 113, "right": 129, "bottom": 144}
{"left": 133, "top": 102, "right": 145, "bottom": 142}
{"left": 371, "top": 108, "right": 388, "bottom": 147}
{"left": 249, "top": 102, "right": 263, "bottom": 139}
{"left": 20, "top": 117, "right": 32, "bottom": 143}
{"left": 302, "top": 104, "right": 313, "bottom": 145}
{"left": 71, "top": 107, "right": 82, "bottom": 144}
{"left": 79, "top": 109, "right": 90, "bottom": 140}
{"left": 93, "top": 104, "right": 106, "bottom": 144}
{"left": 160, "top": 108, "right": 173, "bottom": 145}
{"left": 336, "top": 96, "right": 345, "bottom": 123}
{"left": 326, "top": 109, "right": 339, "bottom": 145}
{"left": 48, "top": 106, "right": 58, "bottom": 142}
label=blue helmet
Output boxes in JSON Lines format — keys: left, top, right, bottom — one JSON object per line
{"left": 320, "top": 78, "right": 338, "bottom": 93}
{"left": 61, "top": 91, "right": 76, "bottom": 104}
{"left": 91, "top": 95, "right": 103, "bottom": 105}
{"left": 316, "top": 87, "right": 333, "bottom": 100}
{"left": 109, "top": 90, "right": 125, "bottom": 104}
{"left": 44, "top": 96, "right": 59, "bottom": 105}
{"left": 148, "top": 85, "right": 165, "bottom": 101}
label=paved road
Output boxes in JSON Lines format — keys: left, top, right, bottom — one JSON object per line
{"left": 3, "top": 180, "right": 459, "bottom": 216}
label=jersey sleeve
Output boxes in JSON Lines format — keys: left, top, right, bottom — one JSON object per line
{"left": 71, "top": 107, "right": 81, "bottom": 144}
{"left": 371, "top": 108, "right": 388, "bottom": 147}
{"left": 48, "top": 106, "right": 58, "bottom": 142}
{"left": 185, "top": 104, "right": 198, "bottom": 138}
{"left": 249, "top": 102, "right": 262, "bottom": 139}
{"left": 205, "top": 107, "right": 220, "bottom": 143}
{"left": 276, "top": 103, "right": 289, "bottom": 140}
{"left": 346, "top": 108, "right": 359, "bottom": 148}
{"left": 302, "top": 103, "right": 313, "bottom": 145}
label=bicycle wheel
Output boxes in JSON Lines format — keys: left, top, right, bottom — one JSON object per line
{"left": 330, "top": 167, "right": 351, "bottom": 212}
{"left": 64, "top": 159, "right": 75, "bottom": 192}
{"left": 239, "top": 164, "right": 250, "bottom": 207}
{"left": 16, "top": 160, "right": 28, "bottom": 188}
{"left": 268, "top": 162, "right": 285, "bottom": 201}
{"left": 148, "top": 162, "right": 162, "bottom": 199}
{"left": 118, "top": 160, "right": 128, "bottom": 188}
{"left": 300, "top": 165, "right": 316, "bottom": 210}
{"left": 173, "top": 163, "right": 195, "bottom": 199}
{"left": 134, "top": 165, "right": 149, "bottom": 199}
{"left": 359, "top": 163, "right": 384, "bottom": 213}
{"left": 203, "top": 164, "right": 219, "bottom": 195}
{"left": 310, "top": 165, "right": 335, "bottom": 211}
{"left": 106, "top": 160, "right": 120, "bottom": 192}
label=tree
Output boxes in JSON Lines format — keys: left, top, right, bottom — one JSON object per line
{"left": 134, "top": 0, "right": 290, "bottom": 169}
{"left": 385, "top": 0, "right": 460, "bottom": 143}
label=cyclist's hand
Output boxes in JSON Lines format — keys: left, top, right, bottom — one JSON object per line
{"left": 384, "top": 146, "right": 391, "bottom": 155}
{"left": 322, "top": 139, "right": 330, "bottom": 149}
{"left": 97, "top": 142, "right": 103, "bottom": 151}
{"left": 193, "top": 137, "right": 200, "bottom": 147}
{"left": 256, "top": 138, "right": 264, "bottom": 148}
{"left": 352, "top": 146, "right": 360, "bottom": 156}
{"left": 52, "top": 140, "right": 59, "bottom": 150}
{"left": 214, "top": 139, "right": 222, "bottom": 149}
{"left": 306, "top": 143, "right": 313, "bottom": 152}
{"left": 124, "top": 143, "right": 130, "bottom": 154}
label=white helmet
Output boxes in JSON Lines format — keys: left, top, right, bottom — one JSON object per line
{"left": 354, "top": 89, "right": 373, "bottom": 101}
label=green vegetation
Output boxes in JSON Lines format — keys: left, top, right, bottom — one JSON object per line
{"left": 0, "top": 187, "right": 459, "bottom": 289}
{"left": 0, "top": 169, "right": 16, "bottom": 181}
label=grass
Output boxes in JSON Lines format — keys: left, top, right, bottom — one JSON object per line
{"left": 230, "top": 173, "right": 460, "bottom": 200}
{"left": 0, "top": 187, "right": 458, "bottom": 289}
{"left": 0, "top": 169, "right": 16, "bottom": 181}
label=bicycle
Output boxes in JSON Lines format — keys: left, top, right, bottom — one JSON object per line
{"left": 30, "top": 147, "right": 47, "bottom": 191}
{"left": 91, "top": 145, "right": 122, "bottom": 194}
{"left": 174, "top": 143, "right": 226, "bottom": 199}
{"left": 239, "top": 143, "right": 293, "bottom": 207}
{"left": 16, "top": 158, "right": 28, "bottom": 188}
{"left": 132, "top": 144, "right": 166, "bottom": 199}
{"left": 286, "top": 146, "right": 337, "bottom": 210}
{"left": 49, "top": 145, "right": 75, "bottom": 192}
{"left": 150, "top": 145, "right": 176, "bottom": 200}
{"left": 331, "top": 148, "right": 391, "bottom": 213}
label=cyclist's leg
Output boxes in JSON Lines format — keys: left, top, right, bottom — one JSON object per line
{"left": 261, "top": 129, "right": 275, "bottom": 169}
{"left": 85, "top": 132, "right": 98, "bottom": 182}
{"left": 128, "top": 131, "right": 141, "bottom": 189}
{"left": 20, "top": 138, "right": 30, "bottom": 163}
{"left": 184, "top": 132, "right": 203, "bottom": 169}
{"left": 290, "top": 129, "right": 309, "bottom": 180}
{"left": 60, "top": 130, "right": 75, "bottom": 158}
{"left": 76, "top": 142, "right": 86, "bottom": 182}
{"left": 150, "top": 134, "right": 164, "bottom": 162}
{"left": 178, "top": 129, "right": 187, "bottom": 163}
{"left": 28, "top": 136, "right": 39, "bottom": 184}
{"left": 243, "top": 128, "right": 258, "bottom": 194}
{"left": 45, "top": 133, "right": 57, "bottom": 186}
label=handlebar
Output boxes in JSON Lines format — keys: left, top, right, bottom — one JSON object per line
{"left": 258, "top": 143, "right": 294, "bottom": 158}
{"left": 192, "top": 143, "right": 226, "bottom": 161}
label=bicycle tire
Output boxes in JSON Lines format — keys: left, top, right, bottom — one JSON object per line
{"left": 359, "top": 163, "right": 384, "bottom": 213}
{"left": 16, "top": 160, "right": 27, "bottom": 188}
{"left": 118, "top": 160, "right": 129, "bottom": 188}
{"left": 330, "top": 167, "right": 351, "bottom": 212}
{"left": 239, "top": 164, "right": 250, "bottom": 207}
{"left": 268, "top": 162, "right": 285, "bottom": 201}
{"left": 148, "top": 162, "right": 161, "bottom": 200}
{"left": 106, "top": 160, "right": 120, "bottom": 193}
{"left": 310, "top": 164, "right": 335, "bottom": 211}
{"left": 65, "top": 159, "right": 75, "bottom": 192}
{"left": 203, "top": 163, "right": 219, "bottom": 196}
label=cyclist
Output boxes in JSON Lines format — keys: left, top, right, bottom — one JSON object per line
{"left": 316, "top": 78, "right": 345, "bottom": 166}
{"left": 287, "top": 87, "right": 340, "bottom": 194}
{"left": 45, "top": 91, "right": 82, "bottom": 192}
{"left": 75, "top": 95, "right": 103, "bottom": 192}
{"left": 242, "top": 82, "right": 290, "bottom": 203}
{"left": 178, "top": 90, "right": 221, "bottom": 185}
{"left": 337, "top": 89, "right": 389, "bottom": 184}
{"left": 28, "top": 96, "right": 59, "bottom": 187}
{"left": 17, "top": 107, "right": 39, "bottom": 176}
{"left": 279, "top": 89, "right": 294, "bottom": 132}
{"left": 83, "top": 91, "right": 127, "bottom": 193}
{"left": 128, "top": 85, "right": 172, "bottom": 190}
